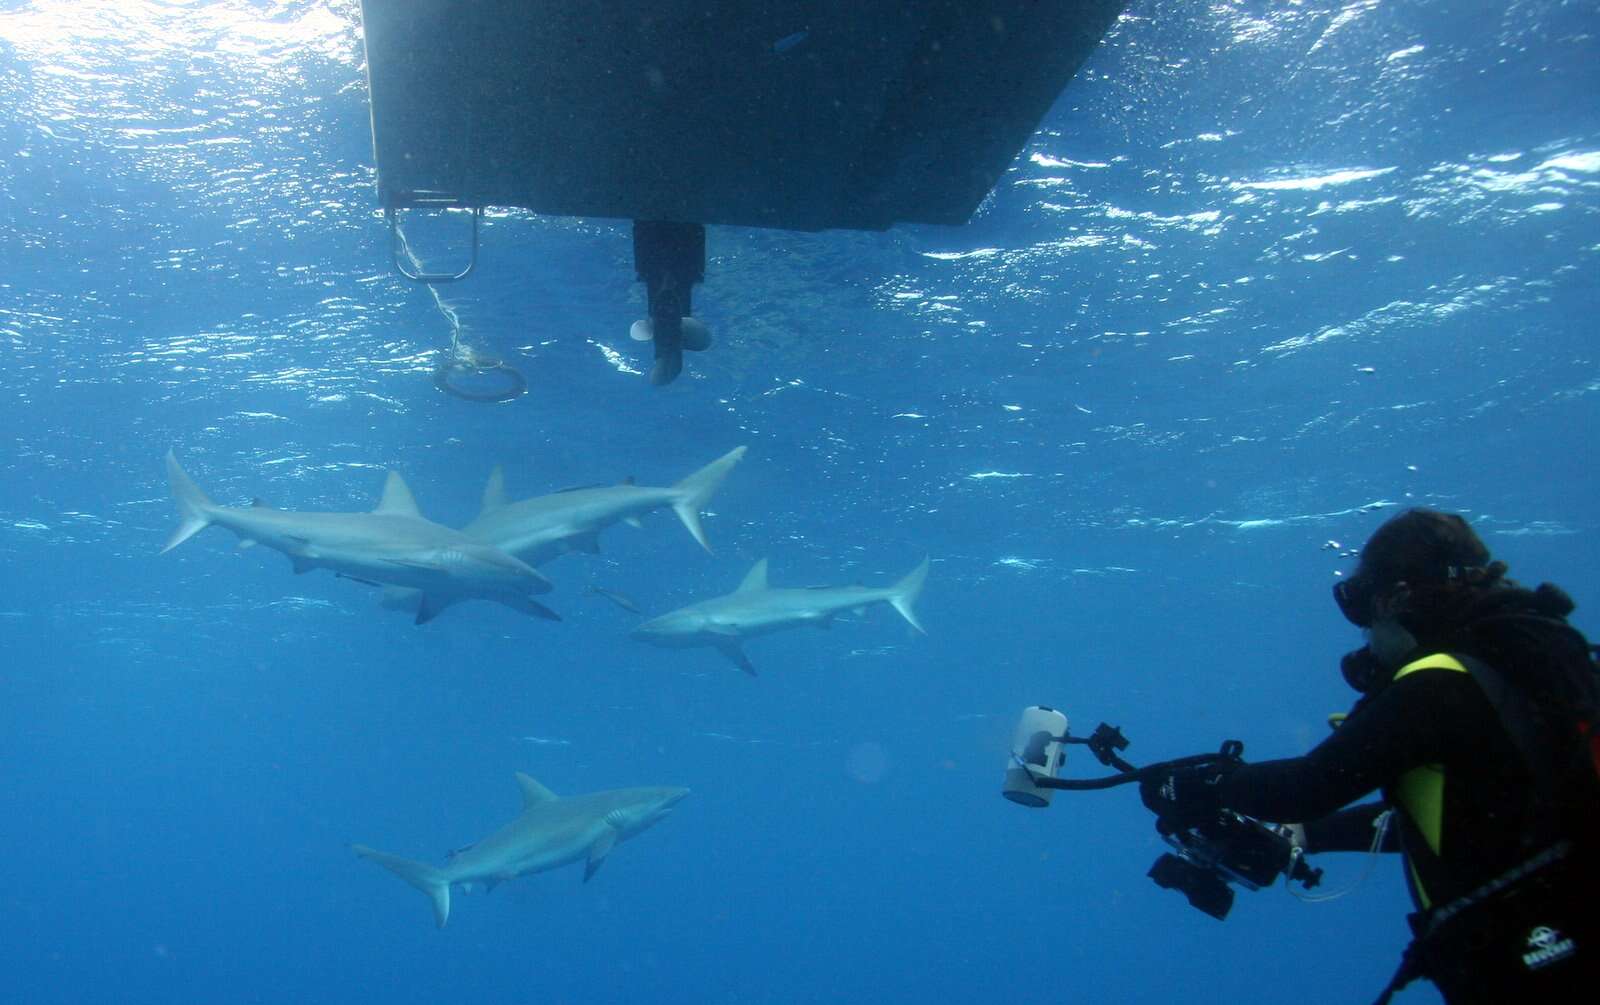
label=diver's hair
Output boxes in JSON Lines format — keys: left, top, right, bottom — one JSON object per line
{"left": 1402, "top": 566, "right": 1578, "bottom": 644}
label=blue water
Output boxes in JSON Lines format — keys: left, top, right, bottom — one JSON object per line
{"left": 2, "top": 2, "right": 1596, "bottom": 1003}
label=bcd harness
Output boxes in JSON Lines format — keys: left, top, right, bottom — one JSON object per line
{"left": 1373, "top": 644, "right": 1599, "bottom": 1003}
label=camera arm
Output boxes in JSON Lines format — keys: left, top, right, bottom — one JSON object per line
{"left": 1024, "top": 746, "right": 1238, "bottom": 791}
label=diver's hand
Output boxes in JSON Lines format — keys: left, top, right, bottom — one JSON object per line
{"left": 1138, "top": 763, "right": 1237, "bottom": 827}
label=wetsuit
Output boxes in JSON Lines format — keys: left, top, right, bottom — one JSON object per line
{"left": 1217, "top": 652, "right": 1594, "bottom": 1001}
{"left": 1220, "top": 661, "right": 1535, "bottom": 906}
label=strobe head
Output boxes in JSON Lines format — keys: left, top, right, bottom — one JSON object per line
{"left": 1002, "top": 706, "right": 1069, "bottom": 806}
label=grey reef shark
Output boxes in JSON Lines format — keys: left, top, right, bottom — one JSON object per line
{"left": 353, "top": 773, "right": 689, "bottom": 928}
{"left": 161, "top": 450, "right": 558, "bottom": 625}
{"left": 630, "top": 556, "right": 930, "bottom": 675}
{"left": 468, "top": 445, "right": 748, "bottom": 563}
{"left": 381, "top": 445, "right": 747, "bottom": 615}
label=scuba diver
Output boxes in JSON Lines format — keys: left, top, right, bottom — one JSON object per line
{"left": 1138, "top": 508, "right": 1598, "bottom": 1003}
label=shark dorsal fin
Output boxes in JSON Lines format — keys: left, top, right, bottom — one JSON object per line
{"left": 515, "top": 772, "right": 558, "bottom": 808}
{"left": 374, "top": 471, "right": 423, "bottom": 518}
{"left": 736, "top": 558, "right": 769, "bottom": 593}
{"left": 480, "top": 466, "right": 508, "bottom": 516}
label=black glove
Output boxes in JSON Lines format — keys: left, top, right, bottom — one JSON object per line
{"left": 1139, "top": 761, "right": 1238, "bottom": 828}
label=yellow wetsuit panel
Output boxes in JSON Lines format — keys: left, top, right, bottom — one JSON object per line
{"left": 1391, "top": 652, "right": 1470, "bottom": 908}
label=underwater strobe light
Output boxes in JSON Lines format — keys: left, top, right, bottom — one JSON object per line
{"left": 1002, "top": 705, "right": 1069, "bottom": 807}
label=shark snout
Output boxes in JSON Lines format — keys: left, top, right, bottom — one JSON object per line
{"left": 654, "top": 787, "right": 690, "bottom": 818}
{"left": 630, "top": 613, "right": 701, "bottom": 645}
{"left": 630, "top": 617, "right": 669, "bottom": 642}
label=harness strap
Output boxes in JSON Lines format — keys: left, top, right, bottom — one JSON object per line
{"left": 1370, "top": 840, "right": 1574, "bottom": 1004}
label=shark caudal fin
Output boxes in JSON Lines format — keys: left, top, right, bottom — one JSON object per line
{"left": 162, "top": 450, "right": 216, "bottom": 554}
{"left": 886, "top": 557, "right": 930, "bottom": 635}
{"left": 353, "top": 844, "right": 452, "bottom": 928}
{"left": 669, "top": 446, "right": 748, "bottom": 554}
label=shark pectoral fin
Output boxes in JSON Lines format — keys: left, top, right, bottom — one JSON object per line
{"left": 283, "top": 536, "right": 318, "bottom": 572}
{"left": 623, "top": 517, "right": 643, "bottom": 529}
{"left": 584, "top": 829, "right": 618, "bottom": 882}
{"left": 531, "top": 600, "right": 562, "bottom": 622}
{"left": 353, "top": 844, "right": 452, "bottom": 928}
{"left": 515, "top": 772, "right": 558, "bottom": 807}
{"left": 415, "top": 594, "right": 458, "bottom": 625}
{"left": 715, "top": 639, "right": 757, "bottom": 677}
{"left": 572, "top": 532, "right": 602, "bottom": 555}
{"left": 501, "top": 596, "right": 562, "bottom": 622}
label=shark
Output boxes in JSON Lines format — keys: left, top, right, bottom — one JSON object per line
{"left": 466, "top": 445, "right": 748, "bottom": 564}
{"left": 353, "top": 773, "right": 689, "bottom": 928}
{"left": 161, "top": 450, "right": 558, "bottom": 625}
{"left": 629, "top": 556, "right": 930, "bottom": 675}
{"left": 378, "top": 445, "right": 747, "bottom": 616}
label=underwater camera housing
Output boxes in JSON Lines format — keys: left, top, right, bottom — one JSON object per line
{"left": 1003, "top": 709, "right": 1322, "bottom": 920}
{"left": 1150, "top": 808, "right": 1321, "bottom": 920}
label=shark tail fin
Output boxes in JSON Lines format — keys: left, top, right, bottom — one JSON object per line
{"left": 886, "top": 557, "right": 930, "bottom": 635}
{"left": 669, "top": 446, "right": 748, "bottom": 554}
{"left": 162, "top": 449, "right": 216, "bottom": 554}
{"left": 353, "top": 844, "right": 452, "bottom": 928}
